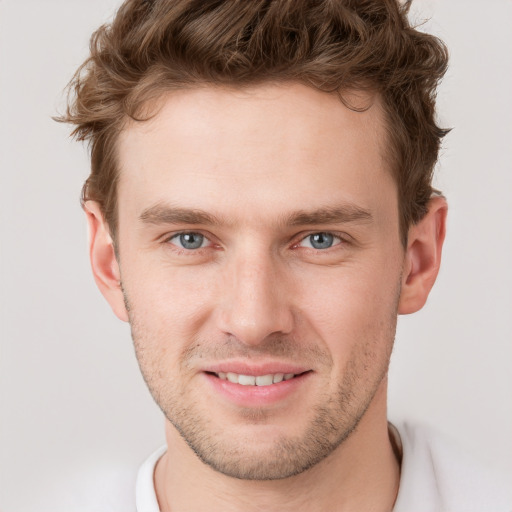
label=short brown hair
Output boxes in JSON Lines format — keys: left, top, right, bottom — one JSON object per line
{"left": 60, "top": 0, "right": 449, "bottom": 245}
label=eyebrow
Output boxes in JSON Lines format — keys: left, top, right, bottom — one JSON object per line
{"left": 286, "top": 206, "right": 372, "bottom": 226}
{"left": 140, "top": 204, "right": 222, "bottom": 226}
{"left": 139, "top": 203, "right": 372, "bottom": 227}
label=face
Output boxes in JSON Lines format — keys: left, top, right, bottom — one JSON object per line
{"left": 114, "top": 84, "right": 405, "bottom": 480}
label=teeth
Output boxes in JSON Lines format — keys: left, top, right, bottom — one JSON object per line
{"left": 226, "top": 372, "right": 238, "bottom": 383}
{"left": 216, "top": 372, "right": 296, "bottom": 386}
{"left": 255, "top": 374, "right": 273, "bottom": 386}
{"left": 238, "top": 374, "right": 256, "bottom": 386}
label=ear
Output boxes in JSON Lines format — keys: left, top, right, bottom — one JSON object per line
{"left": 84, "top": 201, "right": 129, "bottom": 322}
{"left": 398, "top": 196, "right": 447, "bottom": 315}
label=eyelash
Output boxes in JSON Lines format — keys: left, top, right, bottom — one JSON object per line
{"left": 163, "top": 230, "right": 349, "bottom": 254}
{"left": 294, "top": 232, "right": 344, "bottom": 251}
{"left": 164, "top": 231, "right": 214, "bottom": 254}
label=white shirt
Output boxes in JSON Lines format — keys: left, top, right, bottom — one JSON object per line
{"left": 391, "top": 423, "right": 511, "bottom": 512}
{"left": 135, "top": 423, "right": 512, "bottom": 512}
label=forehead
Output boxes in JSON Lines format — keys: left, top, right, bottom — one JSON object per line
{"left": 116, "top": 83, "right": 396, "bottom": 226}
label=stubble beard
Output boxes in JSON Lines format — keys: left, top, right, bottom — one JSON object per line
{"left": 165, "top": 357, "right": 389, "bottom": 481}
{"left": 129, "top": 329, "right": 396, "bottom": 481}
{"left": 124, "top": 279, "right": 399, "bottom": 481}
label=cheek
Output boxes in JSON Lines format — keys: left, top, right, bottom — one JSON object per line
{"left": 293, "top": 259, "right": 401, "bottom": 360}
{"left": 122, "top": 258, "right": 219, "bottom": 335}
{"left": 124, "top": 265, "right": 218, "bottom": 389}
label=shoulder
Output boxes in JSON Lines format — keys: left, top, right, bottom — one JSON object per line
{"left": 392, "top": 422, "right": 512, "bottom": 512}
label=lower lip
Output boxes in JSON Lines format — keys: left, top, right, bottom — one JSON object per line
{"left": 203, "top": 372, "right": 311, "bottom": 408}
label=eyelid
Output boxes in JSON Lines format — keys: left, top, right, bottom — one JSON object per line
{"left": 293, "top": 231, "right": 350, "bottom": 250}
{"left": 162, "top": 230, "right": 215, "bottom": 249}
{"left": 159, "top": 229, "right": 351, "bottom": 251}
{"left": 172, "top": 232, "right": 209, "bottom": 249}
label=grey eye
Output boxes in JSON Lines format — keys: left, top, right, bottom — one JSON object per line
{"left": 301, "top": 232, "right": 337, "bottom": 250}
{"left": 171, "top": 232, "right": 207, "bottom": 250}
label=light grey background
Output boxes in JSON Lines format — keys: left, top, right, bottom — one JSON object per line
{"left": 1, "top": 1, "right": 511, "bottom": 510}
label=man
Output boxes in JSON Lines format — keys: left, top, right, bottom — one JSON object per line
{"left": 59, "top": 0, "right": 510, "bottom": 510}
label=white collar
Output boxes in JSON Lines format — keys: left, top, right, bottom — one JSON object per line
{"left": 135, "top": 445, "right": 166, "bottom": 512}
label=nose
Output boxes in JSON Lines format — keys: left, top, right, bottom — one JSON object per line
{"left": 215, "top": 250, "right": 294, "bottom": 346}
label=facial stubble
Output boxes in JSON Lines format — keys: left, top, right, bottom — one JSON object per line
{"left": 125, "top": 286, "right": 399, "bottom": 481}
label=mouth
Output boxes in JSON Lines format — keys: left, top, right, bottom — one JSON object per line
{"left": 206, "top": 371, "right": 310, "bottom": 387}
{"left": 202, "top": 363, "right": 313, "bottom": 407}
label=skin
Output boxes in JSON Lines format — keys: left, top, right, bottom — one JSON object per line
{"left": 86, "top": 83, "right": 447, "bottom": 511}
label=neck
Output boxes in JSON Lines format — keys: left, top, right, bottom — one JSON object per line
{"left": 155, "top": 384, "right": 400, "bottom": 512}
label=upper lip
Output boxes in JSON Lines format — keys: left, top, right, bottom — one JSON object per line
{"left": 202, "top": 361, "right": 311, "bottom": 376}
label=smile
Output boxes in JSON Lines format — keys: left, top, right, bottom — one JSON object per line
{"left": 203, "top": 368, "right": 312, "bottom": 407}
{"left": 214, "top": 372, "right": 297, "bottom": 386}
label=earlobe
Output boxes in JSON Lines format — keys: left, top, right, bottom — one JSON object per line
{"left": 398, "top": 196, "right": 447, "bottom": 315}
{"left": 84, "top": 201, "right": 129, "bottom": 322}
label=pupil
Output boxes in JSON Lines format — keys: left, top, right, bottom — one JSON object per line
{"left": 311, "top": 233, "right": 333, "bottom": 249}
{"left": 180, "top": 233, "right": 203, "bottom": 249}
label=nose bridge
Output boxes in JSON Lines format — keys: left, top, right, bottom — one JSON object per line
{"left": 217, "top": 244, "right": 293, "bottom": 345}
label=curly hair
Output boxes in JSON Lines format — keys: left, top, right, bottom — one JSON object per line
{"left": 59, "top": 0, "right": 449, "bottom": 245}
